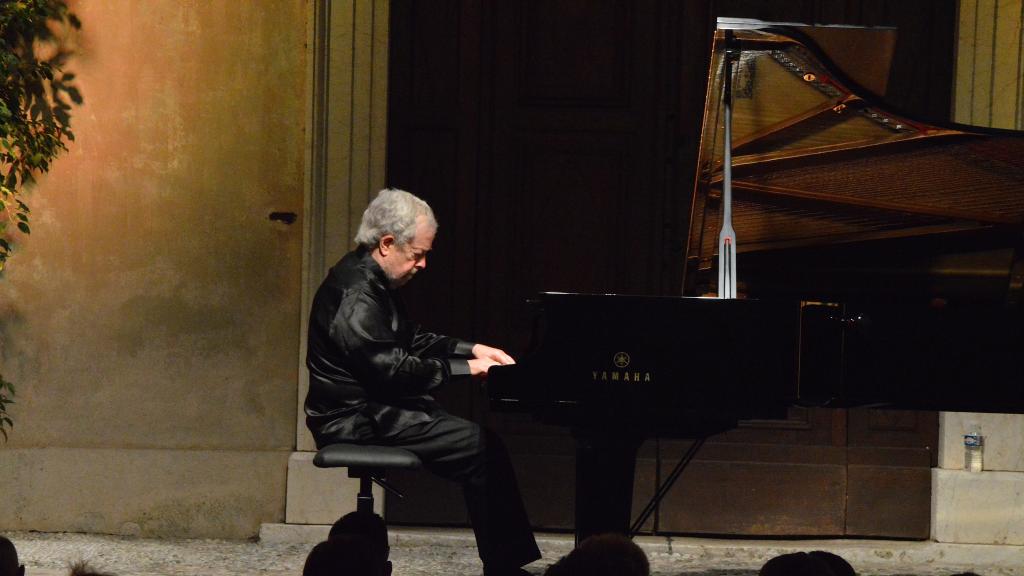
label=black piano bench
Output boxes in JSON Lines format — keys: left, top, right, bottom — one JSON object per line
{"left": 313, "top": 444, "right": 422, "bottom": 515}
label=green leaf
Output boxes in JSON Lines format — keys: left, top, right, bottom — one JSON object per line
{"left": 0, "top": 0, "right": 81, "bottom": 275}
{"left": 66, "top": 86, "right": 82, "bottom": 104}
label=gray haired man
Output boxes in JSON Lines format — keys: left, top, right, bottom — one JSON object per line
{"left": 305, "top": 189, "right": 540, "bottom": 575}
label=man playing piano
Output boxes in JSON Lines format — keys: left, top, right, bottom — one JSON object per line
{"left": 304, "top": 188, "right": 540, "bottom": 576}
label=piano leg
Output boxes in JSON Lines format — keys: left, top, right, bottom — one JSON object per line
{"left": 572, "top": 432, "right": 644, "bottom": 546}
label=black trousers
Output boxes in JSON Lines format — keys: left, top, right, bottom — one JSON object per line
{"left": 328, "top": 411, "right": 541, "bottom": 569}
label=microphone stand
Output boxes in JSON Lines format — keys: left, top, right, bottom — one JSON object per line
{"left": 718, "top": 31, "right": 738, "bottom": 300}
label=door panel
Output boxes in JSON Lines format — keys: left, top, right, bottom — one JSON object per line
{"left": 658, "top": 446, "right": 848, "bottom": 535}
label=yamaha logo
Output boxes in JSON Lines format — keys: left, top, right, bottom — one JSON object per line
{"left": 592, "top": 352, "right": 652, "bottom": 383}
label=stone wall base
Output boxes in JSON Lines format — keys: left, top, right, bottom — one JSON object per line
{"left": 0, "top": 447, "right": 289, "bottom": 539}
{"left": 933, "top": 467, "right": 1024, "bottom": 545}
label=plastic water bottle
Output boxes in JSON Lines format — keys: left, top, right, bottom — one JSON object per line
{"left": 964, "top": 423, "right": 984, "bottom": 473}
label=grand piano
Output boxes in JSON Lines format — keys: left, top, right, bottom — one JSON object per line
{"left": 488, "top": 18, "right": 1024, "bottom": 544}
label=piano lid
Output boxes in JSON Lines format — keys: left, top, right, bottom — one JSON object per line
{"left": 685, "top": 18, "right": 1024, "bottom": 297}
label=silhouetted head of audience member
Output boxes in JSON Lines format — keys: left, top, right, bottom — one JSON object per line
{"left": 68, "top": 560, "right": 116, "bottom": 576}
{"left": 303, "top": 534, "right": 383, "bottom": 576}
{"left": 808, "top": 551, "right": 855, "bottom": 576}
{"left": 543, "top": 533, "right": 649, "bottom": 576}
{"left": 0, "top": 536, "right": 24, "bottom": 576}
{"left": 327, "top": 511, "right": 391, "bottom": 576}
{"left": 759, "top": 550, "right": 855, "bottom": 576}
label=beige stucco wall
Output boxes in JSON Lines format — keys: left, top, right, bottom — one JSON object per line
{"left": 0, "top": 1, "right": 308, "bottom": 538}
{"left": 955, "top": 0, "right": 1024, "bottom": 129}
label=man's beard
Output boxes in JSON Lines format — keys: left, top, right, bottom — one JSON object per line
{"left": 388, "top": 269, "right": 417, "bottom": 288}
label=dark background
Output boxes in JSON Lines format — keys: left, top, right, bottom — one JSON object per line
{"left": 384, "top": 0, "right": 956, "bottom": 537}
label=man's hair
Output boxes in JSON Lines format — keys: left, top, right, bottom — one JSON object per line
{"left": 68, "top": 560, "right": 116, "bottom": 576}
{"left": 759, "top": 551, "right": 854, "bottom": 576}
{"left": 0, "top": 536, "right": 22, "bottom": 576}
{"left": 354, "top": 188, "right": 437, "bottom": 248}
{"left": 543, "top": 533, "right": 649, "bottom": 576}
{"left": 329, "top": 511, "right": 389, "bottom": 564}
{"left": 807, "top": 551, "right": 855, "bottom": 576}
{"left": 302, "top": 536, "right": 379, "bottom": 576}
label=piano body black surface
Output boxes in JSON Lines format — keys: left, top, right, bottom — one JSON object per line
{"left": 488, "top": 18, "right": 1024, "bottom": 544}
{"left": 488, "top": 292, "right": 800, "bottom": 542}
{"left": 488, "top": 292, "right": 797, "bottom": 431}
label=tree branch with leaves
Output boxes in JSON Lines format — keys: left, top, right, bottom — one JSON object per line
{"left": 0, "top": 0, "right": 82, "bottom": 441}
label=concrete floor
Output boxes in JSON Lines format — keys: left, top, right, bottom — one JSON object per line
{"left": 5, "top": 526, "right": 1023, "bottom": 576}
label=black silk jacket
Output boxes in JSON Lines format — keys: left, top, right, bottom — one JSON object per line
{"left": 305, "top": 248, "right": 474, "bottom": 446}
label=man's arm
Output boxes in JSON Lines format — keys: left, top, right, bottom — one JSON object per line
{"left": 331, "top": 291, "right": 453, "bottom": 398}
{"left": 411, "top": 329, "right": 515, "bottom": 377}
{"left": 471, "top": 343, "right": 515, "bottom": 366}
{"left": 410, "top": 328, "right": 473, "bottom": 358}
{"left": 411, "top": 326, "right": 514, "bottom": 366}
